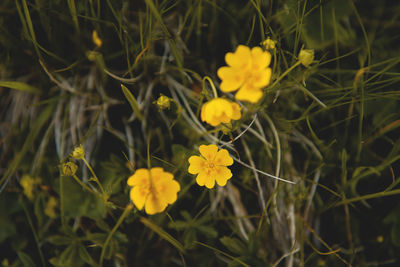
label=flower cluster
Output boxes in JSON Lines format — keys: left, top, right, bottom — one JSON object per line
{"left": 217, "top": 45, "right": 272, "bottom": 103}
{"left": 127, "top": 167, "right": 180, "bottom": 215}
{"left": 201, "top": 98, "right": 241, "bottom": 127}
{"left": 188, "top": 144, "right": 233, "bottom": 189}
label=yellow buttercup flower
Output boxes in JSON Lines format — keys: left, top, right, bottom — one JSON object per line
{"left": 201, "top": 98, "right": 241, "bottom": 127}
{"left": 188, "top": 144, "right": 233, "bottom": 189}
{"left": 217, "top": 45, "right": 272, "bottom": 103}
{"left": 127, "top": 167, "right": 180, "bottom": 215}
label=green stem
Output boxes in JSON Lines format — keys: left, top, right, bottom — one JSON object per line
{"left": 270, "top": 61, "right": 301, "bottom": 89}
{"left": 82, "top": 157, "right": 106, "bottom": 197}
{"left": 72, "top": 174, "right": 98, "bottom": 195}
{"left": 20, "top": 197, "right": 46, "bottom": 267}
{"left": 202, "top": 76, "right": 218, "bottom": 98}
{"left": 99, "top": 204, "right": 133, "bottom": 266}
{"left": 60, "top": 175, "right": 66, "bottom": 230}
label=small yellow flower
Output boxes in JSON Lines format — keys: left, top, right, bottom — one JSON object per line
{"left": 298, "top": 49, "right": 314, "bottom": 67}
{"left": 44, "top": 197, "right": 58, "bottom": 218}
{"left": 20, "top": 175, "right": 41, "bottom": 200}
{"left": 156, "top": 95, "right": 172, "bottom": 110}
{"left": 71, "top": 145, "right": 85, "bottom": 159}
{"left": 92, "top": 30, "right": 102, "bottom": 47}
{"left": 217, "top": 45, "right": 272, "bottom": 103}
{"left": 262, "top": 37, "right": 276, "bottom": 50}
{"left": 127, "top": 167, "right": 180, "bottom": 215}
{"left": 201, "top": 98, "right": 241, "bottom": 127}
{"left": 188, "top": 144, "right": 233, "bottom": 189}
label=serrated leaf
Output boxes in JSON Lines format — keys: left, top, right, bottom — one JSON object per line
{"left": 121, "top": 84, "right": 143, "bottom": 121}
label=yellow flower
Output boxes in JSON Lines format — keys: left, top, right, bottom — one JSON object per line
{"left": 298, "top": 49, "right": 314, "bottom": 67}
{"left": 188, "top": 144, "right": 233, "bottom": 189}
{"left": 127, "top": 167, "right": 180, "bottom": 215}
{"left": 217, "top": 45, "right": 272, "bottom": 103}
{"left": 20, "top": 175, "right": 41, "bottom": 200}
{"left": 201, "top": 98, "right": 241, "bottom": 127}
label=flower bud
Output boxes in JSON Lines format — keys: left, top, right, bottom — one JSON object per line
{"left": 262, "top": 38, "right": 276, "bottom": 50}
{"left": 156, "top": 95, "right": 172, "bottom": 110}
{"left": 62, "top": 162, "right": 78, "bottom": 176}
{"left": 71, "top": 145, "right": 85, "bottom": 159}
{"left": 299, "top": 49, "right": 314, "bottom": 67}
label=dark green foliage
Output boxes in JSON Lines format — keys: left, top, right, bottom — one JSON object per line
{"left": 1, "top": 0, "right": 400, "bottom": 266}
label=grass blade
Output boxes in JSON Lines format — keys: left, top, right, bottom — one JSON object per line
{"left": 121, "top": 84, "right": 144, "bottom": 121}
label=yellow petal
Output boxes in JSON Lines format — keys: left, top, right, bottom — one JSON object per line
{"left": 188, "top": 156, "right": 206, "bottom": 174}
{"left": 162, "top": 180, "right": 180, "bottom": 204}
{"left": 199, "top": 144, "right": 218, "bottom": 161}
{"left": 130, "top": 186, "right": 148, "bottom": 210}
{"left": 127, "top": 169, "right": 149, "bottom": 186}
{"left": 235, "top": 86, "right": 263, "bottom": 103}
{"left": 195, "top": 171, "right": 207, "bottom": 186}
{"left": 250, "top": 47, "right": 271, "bottom": 70}
{"left": 204, "top": 174, "right": 216, "bottom": 189}
{"left": 251, "top": 68, "right": 272, "bottom": 88}
{"left": 145, "top": 194, "right": 167, "bottom": 215}
{"left": 218, "top": 67, "right": 245, "bottom": 92}
{"left": 231, "top": 102, "right": 241, "bottom": 120}
{"left": 215, "top": 166, "right": 232, "bottom": 186}
{"left": 225, "top": 45, "right": 251, "bottom": 69}
{"left": 214, "top": 149, "right": 233, "bottom": 166}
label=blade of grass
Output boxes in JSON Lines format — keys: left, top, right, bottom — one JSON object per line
{"left": 0, "top": 81, "right": 41, "bottom": 94}
{"left": 140, "top": 217, "right": 185, "bottom": 254}
{"left": 0, "top": 104, "right": 54, "bottom": 192}
{"left": 194, "top": 241, "right": 250, "bottom": 267}
{"left": 121, "top": 84, "right": 144, "bottom": 121}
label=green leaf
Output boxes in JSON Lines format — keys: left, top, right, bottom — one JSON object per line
{"left": 0, "top": 81, "right": 41, "bottom": 94}
{"left": 220, "top": 236, "right": 247, "bottom": 255}
{"left": 17, "top": 251, "right": 36, "bottom": 267}
{"left": 62, "top": 175, "right": 106, "bottom": 219}
{"left": 47, "top": 235, "right": 73, "bottom": 246}
{"left": 78, "top": 244, "right": 95, "bottom": 265}
{"left": 121, "top": 84, "right": 144, "bottom": 121}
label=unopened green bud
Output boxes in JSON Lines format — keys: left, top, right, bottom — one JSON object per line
{"left": 62, "top": 162, "right": 78, "bottom": 176}
{"left": 299, "top": 49, "right": 314, "bottom": 67}
{"left": 71, "top": 145, "right": 85, "bottom": 159}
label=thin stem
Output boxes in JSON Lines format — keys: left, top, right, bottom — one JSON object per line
{"left": 99, "top": 204, "right": 133, "bottom": 266}
{"left": 202, "top": 76, "right": 218, "bottom": 98}
{"left": 82, "top": 157, "right": 106, "bottom": 197}
{"left": 20, "top": 197, "right": 46, "bottom": 267}
{"left": 72, "top": 174, "right": 98, "bottom": 195}
{"left": 270, "top": 61, "right": 301, "bottom": 89}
